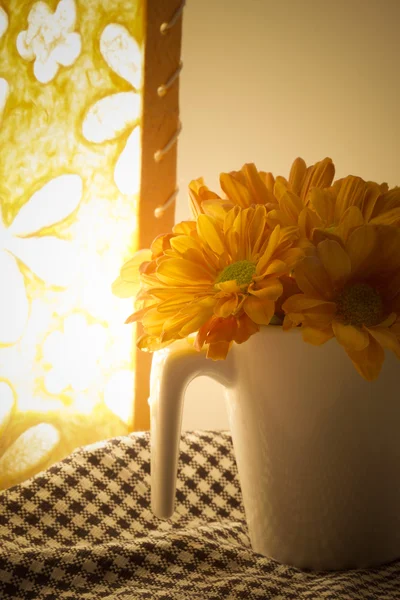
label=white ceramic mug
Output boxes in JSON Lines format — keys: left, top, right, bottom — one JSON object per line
{"left": 149, "top": 326, "right": 400, "bottom": 570}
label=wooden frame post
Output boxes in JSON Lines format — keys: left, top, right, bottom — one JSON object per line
{"left": 133, "top": 0, "right": 183, "bottom": 430}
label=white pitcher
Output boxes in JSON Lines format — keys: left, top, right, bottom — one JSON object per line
{"left": 149, "top": 326, "right": 400, "bottom": 570}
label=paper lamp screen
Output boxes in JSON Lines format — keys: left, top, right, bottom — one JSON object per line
{"left": 0, "top": 0, "right": 143, "bottom": 489}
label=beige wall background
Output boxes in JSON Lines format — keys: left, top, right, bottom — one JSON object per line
{"left": 176, "top": 0, "right": 400, "bottom": 430}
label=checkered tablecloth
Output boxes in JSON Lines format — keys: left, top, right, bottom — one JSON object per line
{"left": 0, "top": 431, "right": 399, "bottom": 599}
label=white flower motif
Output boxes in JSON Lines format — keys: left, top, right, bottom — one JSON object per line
{"left": 0, "top": 174, "right": 83, "bottom": 345}
{"left": 42, "top": 313, "right": 107, "bottom": 394}
{"left": 0, "top": 380, "right": 14, "bottom": 433}
{"left": 0, "top": 5, "right": 8, "bottom": 40}
{"left": 0, "top": 78, "right": 9, "bottom": 120}
{"left": 0, "top": 378, "right": 128, "bottom": 489}
{"left": 82, "top": 23, "right": 142, "bottom": 196}
{"left": 0, "top": 422, "right": 60, "bottom": 482}
{"left": 16, "top": 0, "right": 82, "bottom": 84}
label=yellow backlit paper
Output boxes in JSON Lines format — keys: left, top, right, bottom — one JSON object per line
{"left": 0, "top": 0, "right": 143, "bottom": 489}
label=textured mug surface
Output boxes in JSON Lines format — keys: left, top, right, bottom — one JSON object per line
{"left": 150, "top": 327, "right": 400, "bottom": 570}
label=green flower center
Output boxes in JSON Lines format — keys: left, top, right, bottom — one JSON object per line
{"left": 216, "top": 260, "right": 257, "bottom": 287}
{"left": 336, "top": 283, "right": 383, "bottom": 327}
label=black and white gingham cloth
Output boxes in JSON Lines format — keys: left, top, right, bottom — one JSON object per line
{"left": 0, "top": 431, "right": 399, "bottom": 599}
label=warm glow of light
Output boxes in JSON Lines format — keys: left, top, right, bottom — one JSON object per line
{"left": 0, "top": 0, "right": 144, "bottom": 489}
{"left": 0, "top": 424, "right": 61, "bottom": 480}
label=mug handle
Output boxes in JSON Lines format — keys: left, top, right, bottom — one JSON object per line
{"left": 149, "top": 339, "right": 236, "bottom": 518}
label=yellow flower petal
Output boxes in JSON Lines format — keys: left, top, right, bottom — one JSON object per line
{"left": 371, "top": 188, "right": 400, "bottom": 225}
{"left": 366, "top": 326, "right": 400, "bottom": 359}
{"left": 137, "top": 333, "right": 167, "bottom": 352}
{"left": 283, "top": 313, "right": 302, "bottom": 329}
{"left": 376, "top": 225, "right": 400, "bottom": 273}
{"left": 303, "top": 308, "right": 336, "bottom": 328}
{"left": 379, "top": 312, "right": 398, "bottom": 328}
{"left": 126, "top": 304, "right": 157, "bottom": 325}
{"left": 201, "top": 200, "right": 232, "bottom": 221}
{"left": 230, "top": 207, "right": 251, "bottom": 260}
{"left": 298, "top": 207, "right": 322, "bottom": 240}
{"left": 173, "top": 221, "right": 197, "bottom": 236}
{"left": 142, "top": 308, "right": 172, "bottom": 334}
{"left": 261, "top": 259, "right": 288, "bottom": 277}
{"left": 361, "top": 181, "right": 383, "bottom": 221}
{"left": 169, "top": 235, "right": 202, "bottom": 256}
{"left": 214, "top": 295, "right": 238, "bottom": 318}
{"left": 206, "top": 341, "right": 232, "bottom": 360}
{"left": 256, "top": 225, "right": 281, "bottom": 274}
{"left": 278, "top": 247, "right": 304, "bottom": 271}
{"left": 300, "top": 157, "right": 335, "bottom": 202}
{"left": 196, "top": 213, "right": 226, "bottom": 255}
{"left": 332, "top": 320, "right": 369, "bottom": 351}
{"left": 345, "top": 225, "right": 377, "bottom": 278}
{"left": 370, "top": 207, "right": 400, "bottom": 227}
{"left": 120, "top": 249, "right": 152, "bottom": 282}
{"left": 345, "top": 335, "right": 385, "bottom": 381}
{"left": 288, "top": 157, "right": 307, "bottom": 196}
{"left": 250, "top": 278, "right": 283, "bottom": 300}
{"left": 248, "top": 204, "right": 267, "bottom": 255}
{"left": 266, "top": 208, "right": 293, "bottom": 229}
{"left": 188, "top": 178, "right": 221, "bottom": 217}
{"left": 273, "top": 176, "right": 290, "bottom": 202}
{"left": 301, "top": 325, "right": 334, "bottom": 345}
{"left": 112, "top": 275, "right": 138, "bottom": 298}
{"left": 283, "top": 295, "right": 336, "bottom": 312}
{"left": 243, "top": 295, "right": 275, "bottom": 325}
{"left": 179, "top": 310, "right": 215, "bottom": 337}
{"left": 391, "top": 320, "right": 400, "bottom": 337}
{"left": 283, "top": 295, "right": 336, "bottom": 328}
{"left": 157, "top": 258, "right": 213, "bottom": 285}
{"left": 309, "top": 188, "right": 335, "bottom": 224}
{"left": 156, "top": 294, "right": 198, "bottom": 314}
{"left": 241, "top": 163, "right": 273, "bottom": 204}
{"left": 260, "top": 171, "right": 276, "bottom": 195}
{"left": 215, "top": 279, "right": 242, "bottom": 293}
{"left": 294, "top": 256, "right": 333, "bottom": 299}
{"left": 312, "top": 228, "right": 343, "bottom": 246}
{"left": 317, "top": 239, "right": 351, "bottom": 288}
{"left": 333, "top": 176, "right": 370, "bottom": 223}
{"left": 234, "top": 313, "right": 260, "bottom": 343}
{"left": 335, "top": 206, "right": 364, "bottom": 242}
{"left": 279, "top": 190, "right": 303, "bottom": 223}
{"left": 220, "top": 173, "right": 252, "bottom": 208}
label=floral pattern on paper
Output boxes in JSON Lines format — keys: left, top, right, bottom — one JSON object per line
{"left": 0, "top": 5, "right": 8, "bottom": 40}
{"left": 16, "top": 0, "right": 82, "bottom": 84}
{"left": 42, "top": 313, "right": 107, "bottom": 394}
{"left": 0, "top": 0, "right": 143, "bottom": 488}
{"left": 0, "top": 381, "right": 15, "bottom": 433}
{"left": 82, "top": 24, "right": 142, "bottom": 196}
{"left": 0, "top": 77, "right": 9, "bottom": 121}
{"left": 0, "top": 6, "right": 8, "bottom": 40}
{"left": 0, "top": 174, "right": 82, "bottom": 344}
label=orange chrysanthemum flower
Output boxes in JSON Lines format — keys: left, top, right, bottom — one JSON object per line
{"left": 125, "top": 205, "right": 303, "bottom": 359}
{"left": 265, "top": 157, "right": 335, "bottom": 228}
{"left": 282, "top": 225, "right": 400, "bottom": 380}
{"left": 188, "top": 157, "right": 335, "bottom": 222}
{"left": 310, "top": 175, "right": 400, "bottom": 245}
{"left": 112, "top": 221, "right": 197, "bottom": 299}
{"left": 114, "top": 157, "right": 400, "bottom": 376}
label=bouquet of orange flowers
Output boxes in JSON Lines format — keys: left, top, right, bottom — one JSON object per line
{"left": 113, "top": 158, "right": 400, "bottom": 381}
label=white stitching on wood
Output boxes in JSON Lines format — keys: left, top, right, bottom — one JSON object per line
{"left": 154, "top": 121, "right": 182, "bottom": 164}
{"left": 154, "top": 187, "right": 179, "bottom": 218}
{"left": 157, "top": 61, "right": 183, "bottom": 97}
{"left": 160, "top": 0, "right": 186, "bottom": 35}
